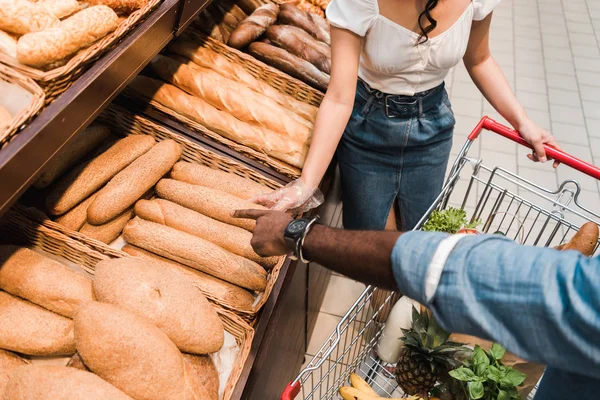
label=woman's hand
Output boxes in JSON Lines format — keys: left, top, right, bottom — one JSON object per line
{"left": 250, "top": 179, "right": 324, "bottom": 213}
{"left": 516, "top": 117, "right": 562, "bottom": 168}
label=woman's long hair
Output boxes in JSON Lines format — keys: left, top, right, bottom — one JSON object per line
{"left": 417, "top": 0, "right": 439, "bottom": 44}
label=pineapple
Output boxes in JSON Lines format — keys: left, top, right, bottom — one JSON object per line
{"left": 394, "top": 307, "right": 465, "bottom": 397}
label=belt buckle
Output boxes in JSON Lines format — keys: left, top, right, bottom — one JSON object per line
{"left": 384, "top": 96, "right": 396, "bottom": 118}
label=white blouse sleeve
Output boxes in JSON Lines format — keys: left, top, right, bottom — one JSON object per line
{"left": 473, "top": 0, "right": 502, "bottom": 21}
{"left": 325, "top": 0, "right": 378, "bottom": 37}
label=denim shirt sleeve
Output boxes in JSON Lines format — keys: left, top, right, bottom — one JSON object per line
{"left": 391, "top": 231, "right": 600, "bottom": 378}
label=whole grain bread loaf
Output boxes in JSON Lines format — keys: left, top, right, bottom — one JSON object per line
{"left": 4, "top": 365, "right": 133, "bottom": 400}
{"left": 54, "top": 193, "right": 97, "bottom": 231}
{"left": 0, "top": 349, "right": 29, "bottom": 398}
{"left": 79, "top": 207, "right": 133, "bottom": 244}
{"left": 184, "top": 354, "right": 219, "bottom": 400}
{"left": 0, "top": 291, "right": 75, "bottom": 356}
{"left": 67, "top": 352, "right": 89, "bottom": 371}
{"left": 93, "top": 257, "right": 224, "bottom": 354}
{"left": 0, "top": 245, "right": 94, "bottom": 318}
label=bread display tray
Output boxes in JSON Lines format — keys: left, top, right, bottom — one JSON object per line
{"left": 0, "top": 207, "right": 254, "bottom": 400}
{"left": 17, "top": 102, "right": 287, "bottom": 321}
{"left": 0, "top": 64, "right": 44, "bottom": 149}
{"left": 126, "top": 31, "right": 323, "bottom": 179}
{"left": 0, "top": 0, "right": 162, "bottom": 104}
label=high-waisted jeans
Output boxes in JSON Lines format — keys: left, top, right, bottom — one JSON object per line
{"left": 336, "top": 79, "right": 455, "bottom": 231}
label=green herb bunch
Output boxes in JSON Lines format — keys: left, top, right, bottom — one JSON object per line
{"left": 449, "top": 344, "right": 526, "bottom": 400}
{"left": 422, "top": 207, "right": 480, "bottom": 234}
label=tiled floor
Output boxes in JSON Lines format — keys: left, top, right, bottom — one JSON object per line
{"left": 303, "top": 0, "right": 600, "bottom": 392}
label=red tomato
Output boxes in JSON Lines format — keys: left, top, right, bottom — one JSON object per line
{"left": 457, "top": 228, "right": 479, "bottom": 235}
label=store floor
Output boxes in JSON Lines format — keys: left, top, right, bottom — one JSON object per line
{"left": 303, "top": 0, "right": 600, "bottom": 389}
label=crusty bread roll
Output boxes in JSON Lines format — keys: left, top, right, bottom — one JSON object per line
{"left": 93, "top": 257, "right": 224, "bottom": 354}
{"left": 4, "top": 365, "right": 133, "bottom": 400}
{"left": 46, "top": 135, "right": 155, "bottom": 216}
{"left": 279, "top": 3, "right": 330, "bottom": 44}
{"left": 79, "top": 207, "right": 133, "bottom": 244}
{"left": 87, "top": 0, "right": 146, "bottom": 13}
{"left": 17, "top": 6, "right": 119, "bottom": 68}
{"left": 135, "top": 199, "right": 278, "bottom": 269}
{"left": 0, "top": 291, "right": 75, "bottom": 356}
{"left": 169, "top": 39, "right": 318, "bottom": 122}
{"left": 35, "top": 124, "right": 111, "bottom": 189}
{"left": 121, "top": 245, "right": 256, "bottom": 310}
{"left": 74, "top": 301, "right": 207, "bottom": 400}
{"left": 54, "top": 193, "right": 97, "bottom": 231}
{"left": 184, "top": 354, "right": 219, "bottom": 400}
{"left": 0, "top": 349, "right": 29, "bottom": 397}
{"left": 0, "top": 0, "right": 59, "bottom": 35}
{"left": 123, "top": 218, "right": 267, "bottom": 292}
{"left": 38, "top": 0, "right": 81, "bottom": 18}
{"left": 228, "top": 3, "right": 279, "bottom": 49}
{"left": 248, "top": 42, "right": 329, "bottom": 91}
{"left": 0, "top": 105, "right": 12, "bottom": 133}
{"left": 266, "top": 24, "right": 331, "bottom": 74}
{"left": 0, "top": 30, "right": 17, "bottom": 58}
{"left": 86, "top": 139, "right": 181, "bottom": 225}
{"left": 129, "top": 76, "right": 308, "bottom": 168}
{"left": 156, "top": 178, "right": 264, "bottom": 231}
{"left": 0, "top": 245, "right": 94, "bottom": 318}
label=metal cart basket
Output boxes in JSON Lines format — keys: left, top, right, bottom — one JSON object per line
{"left": 281, "top": 117, "right": 600, "bottom": 400}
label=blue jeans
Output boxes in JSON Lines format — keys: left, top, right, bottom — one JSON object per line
{"left": 336, "top": 79, "right": 455, "bottom": 231}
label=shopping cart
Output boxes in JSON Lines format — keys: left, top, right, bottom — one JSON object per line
{"left": 281, "top": 117, "right": 600, "bottom": 400}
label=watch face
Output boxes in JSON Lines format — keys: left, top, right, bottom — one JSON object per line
{"left": 288, "top": 219, "right": 308, "bottom": 234}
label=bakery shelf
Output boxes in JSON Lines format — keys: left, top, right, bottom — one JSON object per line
{"left": 0, "top": 0, "right": 214, "bottom": 218}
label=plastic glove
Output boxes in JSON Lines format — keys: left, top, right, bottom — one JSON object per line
{"left": 250, "top": 179, "right": 324, "bottom": 213}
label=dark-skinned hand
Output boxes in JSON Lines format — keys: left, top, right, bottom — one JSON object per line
{"left": 232, "top": 209, "right": 293, "bottom": 257}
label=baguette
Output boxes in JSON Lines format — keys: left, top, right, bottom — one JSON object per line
{"left": 93, "top": 257, "right": 224, "bottom": 354}
{"left": 184, "top": 355, "right": 219, "bottom": 400}
{"left": 79, "top": 207, "right": 133, "bottom": 244}
{"left": 0, "top": 291, "right": 75, "bottom": 356}
{"left": 54, "top": 193, "right": 97, "bottom": 231}
{"left": 38, "top": 0, "right": 81, "bottom": 18}
{"left": 169, "top": 39, "right": 318, "bottom": 121}
{"left": 46, "top": 129, "right": 156, "bottom": 216}
{"left": 156, "top": 178, "right": 263, "bottom": 231}
{"left": 135, "top": 199, "right": 278, "bottom": 268}
{"left": 214, "top": 1, "right": 245, "bottom": 29}
{"left": 87, "top": 139, "right": 181, "bottom": 224}
{"left": 279, "top": 3, "right": 330, "bottom": 44}
{"left": 236, "top": 0, "right": 263, "bottom": 14}
{"left": 4, "top": 365, "right": 133, "bottom": 400}
{"left": 248, "top": 41, "right": 329, "bottom": 91}
{"left": 0, "top": 30, "right": 17, "bottom": 58}
{"left": 0, "top": 349, "right": 29, "bottom": 397}
{"left": 129, "top": 76, "right": 308, "bottom": 168}
{"left": 87, "top": 0, "right": 146, "bottom": 13}
{"left": 123, "top": 218, "right": 267, "bottom": 291}
{"left": 0, "top": 0, "right": 59, "bottom": 35}
{"left": 17, "top": 6, "right": 119, "bottom": 68}
{"left": 0, "top": 105, "right": 12, "bottom": 133}
{"left": 35, "top": 124, "right": 111, "bottom": 188}
{"left": 171, "top": 161, "right": 271, "bottom": 200}
{"left": 266, "top": 24, "right": 330, "bottom": 73}
{"left": 228, "top": 3, "right": 279, "bottom": 49}
{"left": 0, "top": 245, "right": 94, "bottom": 318}
{"left": 150, "top": 55, "right": 312, "bottom": 140}
{"left": 122, "top": 245, "right": 256, "bottom": 310}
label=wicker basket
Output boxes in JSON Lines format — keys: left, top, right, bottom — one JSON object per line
{"left": 0, "top": 207, "right": 254, "bottom": 400}
{"left": 0, "top": 0, "right": 162, "bottom": 104}
{"left": 0, "top": 64, "right": 44, "bottom": 149}
{"left": 19, "top": 103, "right": 287, "bottom": 320}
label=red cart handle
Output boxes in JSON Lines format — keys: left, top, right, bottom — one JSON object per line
{"left": 281, "top": 381, "right": 301, "bottom": 400}
{"left": 468, "top": 117, "right": 600, "bottom": 180}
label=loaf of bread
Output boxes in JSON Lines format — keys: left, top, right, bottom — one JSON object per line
{"left": 86, "top": 139, "right": 181, "bottom": 224}
{"left": 123, "top": 218, "right": 267, "bottom": 291}
{"left": 67, "top": 352, "right": 89, "bottom": 371}
{"left": 122, "top": 245, "right": 256, "bottom": 309}
{"left": 0, "top": 291, "right": 75, "bottom": 355}
{"left": 279, "top": 3, "right": 330, "bottom": 44}
{"left": 228, "top": 3, "right": 279, "bottom": 49}
{"left": 249, "top": 42, "right": 329, "bottom": 91}
{"left": 0, "top": 105, "right": 12, "bottom": 133}
{"left": 169, "top": 39, "right": 318, "bottom": 121}
{"left": 150, "top": 55, "right": 312, "bottom": 140}
{"left": 0, "top": 349, "right": 29, "bottom": 397}
{"left": 0, "top": 30, "right": 17, "bottom": 58}
{"left": 74, "top": 301, "right": 208, "bottom": 400}
{"left": 87, "top": 0, "right": 146, "bottom": 13}
{"left": 17, "top": 6, "right": 119, "bottom": 68}
{"left": 93, "top": 257, "right": 224, "bottom": 354}
{"left": 0, "top": 245, "right": 94, "bottom": 318}
{"left": 79, "top": 207, "right": 133, "bottom": 244}
{"left": 0, "top": 0, "right": 59, "bottom": 35}
{"left": 266, "top": 24, "right": 331, "bottom": 74}
{"left": 236, "top": 0, "right": 262, "bottom": 14}
{"left": 135, "top": 199, "right": 278, "bottom": 268}
{"left": 4, "top": 365, "right": 134, "bottom": 400}
{"left": 38, "top": 0, "right": 81, "bottom": 18}
{"left": 46, "top": 135, "right": 155, "bottom": 215}
{"left": 35, "top": 124, "right": 112, "bottom": 189}
{"left": 54, "top": 193, "right": 97, "bottom": 231}
{"left": 129, "top": 76, "right": 308, "bottom": 168}
{"left": 214, "top": 1, "right": 245, "bottom": 29}
{"left": 156, "top": 178, "right": 262, "bottom": 231}
{"left": 184, "top": 354, "right": 219, "bottom": 400}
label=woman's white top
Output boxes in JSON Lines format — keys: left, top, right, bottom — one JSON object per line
{"left": 326, "top": 0, "right": 501, "bottom": 95}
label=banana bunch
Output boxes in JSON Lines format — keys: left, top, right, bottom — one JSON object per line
{"left": 338, "top": 373, "right": 420, "bottom": 400}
